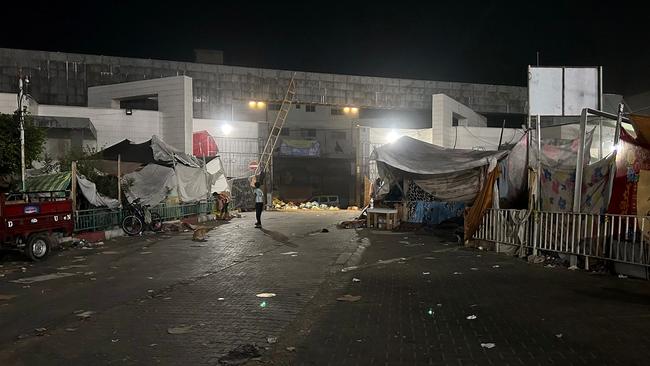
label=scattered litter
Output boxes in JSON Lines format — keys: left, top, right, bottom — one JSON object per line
{"left": 476, "top": 254, "right": 482, "bottom": 257}
{"left": 11, "top": 272, "right": 76, "bottom": 284}
{"left": 336, "top": 294, "right": 361, "bottom": 302}
{"left": 163, "top": 297, "right": 172, "bottom": 300}
{"left": 0, "top": 294, "right": 17, "bottom": 301}
{"left": 377, "top": 257, "right": 407, "bottom": 265}
{"left": 478, "top": 246, "right": 483, "bottom": 250}
{"left": 76, "top": 311, "right": 94, "bottom": 319}
{"left": 217, "top": 344, "right": 260, "bottom": 365}
{"left": 618, "top": 274, "right": 628, "bottom": 279}
{"left": 352, "top": 278, "right": 361, "bottom": 283}
{"left": 480, "top": 343, "right": 496, "bottom": 349}
{"left": 217, "top": 298, "right": 225, "bottom": 301}
{"left": 527, "top": 254, "right": 546, "bottom": 264}
{"left": 422, "top": 272, "right": 430, "bottom": 275}
{"left": 470, "top": 267, "right": 479, "bottom": 271}
{"left": 147, "top": 277, "right": 154, "bottom": 280}
{"left": 147, "top": 289, "right": 154, "bottom": 293}
{"left": 280, "top": 251, "right": 298, "bottom": 255}
{"left": 424, "top": 257, "right": 436, "bottom": 260}
{"left": 111, "top": 339, "right": 119, "bottom": 343}
{"left": 291, "top": 254, "right": 298, "bottom": 257}
{"left": 140, "top": 251, "right": 153, "bottom": 255}
{"left": 285, "top": 346, "right": 296, "bottom": 352}
{"left": 545, "top": 264, "right": 556, "bottom": 268}
{"left": 83, "top": 272, "right": 95, "bottom": 276}
{"left": 436, "top": 303, "right": 443, "bottom": 307}
{"left": 555, "top": 333, "right": 563, "bottom": 338}
{"left": 399, "top": 241, "right": 409, "bottom": 244}
{"left": 492, "top": 265, "right": 500, "bottom": 268}
{"left": 65, "top": 328, "right": 78, "bottom": 332}
{"left": 341, "top": 266, "right": 358, "bottom": 272}
{"left": 246, "top": 253, "right": 263, "bottom": 257}
{"left": 35, "top": 327, "right": 47, "bottom": 333}
{"left": 167, "top": 325, "right": 193, "bottom": 334}
{"left": 568, "top": 265, "right": 578, "bottom": 270}
{"left": 256, "top": 293, "right": 276, "bottom": 298}
{"left": 466, "top": 315, "right": 477, "bottom": 320}
{"left": 266, "top": 336, "right": 277, "bottom": 344}
{"left": 470, "top": 304, "right": 478, "bottom": 307}
{"left": 453, "top": 272, "right": 463, "bottom": 275}
{"left": 101, "top": 251, "right": 120, "bottom": 255}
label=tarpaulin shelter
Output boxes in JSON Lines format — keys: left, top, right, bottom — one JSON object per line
{"left": 25, "top": 172, "right": 119, "bottom": 209}
{"left": 371, "top": 136, "right": 506, "bottom": 204}
{"left": 92, "top": 135, "right": 201, "bottom": 175}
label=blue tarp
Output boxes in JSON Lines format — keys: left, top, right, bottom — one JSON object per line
{"left": 410, "top": 201, "right": 465, "bottom": 225}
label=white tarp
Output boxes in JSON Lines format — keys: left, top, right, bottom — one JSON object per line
{"left": 371, "top": 136, "right": 506, "bottom": 175}
{"left": 206, "top": 157, "right": 230, "bottom": 193}
{"left": 123, "top": 164, "right": 176, "bottom": 206}
{"left": 150, "top": 135, "right": 202, "bottom": 168}
{"left": 76, "top": 174, "right": 121, "bottom": 209}
{"left": 175, "top": 164, "right": 215, "bottom": 203}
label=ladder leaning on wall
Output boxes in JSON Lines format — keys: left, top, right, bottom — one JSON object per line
{"left": 255, "top": 72, "right": 296, "bottom": 179}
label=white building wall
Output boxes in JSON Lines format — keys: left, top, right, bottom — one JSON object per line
{"left": 452, "top": 127, "right": 525, "bottom": 150}
{"left": 432, "top": 94, "right": 487, "bottom": 146}
{"left": 37, "top": 105, "right": 161, "bottom": 149}
{"left": 88, "top": 76, "right": 193, "bottom": 153}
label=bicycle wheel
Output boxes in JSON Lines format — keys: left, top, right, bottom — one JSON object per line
{"left": 122, "top": 215, "right": 143, "bottom": 236}
{"left": 150, "top": 212, "right": 163, "bottom": 232}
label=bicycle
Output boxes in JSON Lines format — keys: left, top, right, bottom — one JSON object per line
{"left": 121, "top": 198, "right": 163, "bottom": 235}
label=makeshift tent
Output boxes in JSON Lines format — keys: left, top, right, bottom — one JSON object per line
{"left": 193, "top": 130, "right": 218, "bottom": 157}
{"left": 608, "top": 126, "right": 650, "bottom": 216}
{"left": 206, "top": 156, "right": 230, "bottom": 193}
{"left": 371, "top": 136, "right": 506, "bottom": 204}
{"left": 123, "top": 164, "right": 176, "bottom": 207}
{"left": 92, "top": 135, "right": 201, "bottom": 175}
{"left": 76, "top": 174, "right": 121, "bottom": 209}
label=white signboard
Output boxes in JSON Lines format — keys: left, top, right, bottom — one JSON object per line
{"left": 528, "top": 66, "right": 600, "bottom": 116}
{"left": 563, "top": 67, "right": 599, "bottom": 115}
{"left": 529, "top": 68, "right": 563, "bottom": 116}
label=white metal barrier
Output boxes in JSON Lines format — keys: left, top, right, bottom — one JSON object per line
{"left": 473, "top": 208, "right": 650, "bottom": 266}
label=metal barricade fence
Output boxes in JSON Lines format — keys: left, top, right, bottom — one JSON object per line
{"left": 74, "top": 200, "right": 215, "bottom": 232}
{"left": 473, "top": 208, "right": 650, "bottom": 267}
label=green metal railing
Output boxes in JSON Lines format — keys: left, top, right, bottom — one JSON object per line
{"left": 74, "top": 200, "right": 216, "bottom": 232}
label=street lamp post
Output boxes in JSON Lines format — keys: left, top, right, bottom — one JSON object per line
{"left": 17, "top": 75, "right": 30, "bottom": 193}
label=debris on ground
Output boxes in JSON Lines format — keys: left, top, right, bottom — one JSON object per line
{"left": 352, "top": 278, "right": 361, "bottom": 282}
{"left": 285, "top": 346, "right": 296, "bottom": 352}
{"left": 321, "top": 228, "right": 329, "bottom": 233}
{"left": 266, "top": 336, "right": 277, "bottom": 344}
{"left": 555, "top": 333, "right": 563, "bottom": 338}
{"left": 280, "top": 251, "right": 298, "bottom": 255}
{"left": 273, "top": 198, "right": 340, "bottom": 211}
{"left": 338, "top": 219, "right": 366, "bottom": 229}
{"left": 336, "top": 294, "right": 361, "bottom": 302}
{"left": 466, "top": 315, "right": 477, "bottom": 320}
{"left": 453, "top": 272, "right": 463, "bottom": 275}
{"left": 480, "top": 342, "right": 496, "bottom": 349}
{"left": 422, "top": 272, "right": 430, "bottom": 275}
{"left": 492, "top": 265, "right": 500, "bottom": 268}
{"left": 618, "top": 274, "right": 628, "bottom": 279}
{"left": 167, "top": 325, "right": 193, "bottom": 334}
{"left": 75, "top": 310, "right": 94, "bottom": 319}
{"left": 341, "top": 266, "right": 358, "bottom": 272}
{"left": 527, "top": 254, "right": 546, "bottom": 264}
{"left": 256, "top": 293, "right": 276, "bottom": 298}
{"left": 217, "top": 344, "right": 261, "bottom": 365}
{"left": 568, "top": 265, "right": 578, "bottom": 270}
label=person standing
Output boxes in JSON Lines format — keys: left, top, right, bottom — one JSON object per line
{"left": 254, "top": 181, "right": 264, "bottom": 227}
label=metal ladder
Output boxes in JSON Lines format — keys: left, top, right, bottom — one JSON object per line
{"left": 255, "top": 73, "right": 296, "bottom": 176}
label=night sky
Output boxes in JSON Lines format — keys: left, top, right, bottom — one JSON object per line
{"left": 1, "top": 1, "right": 647, "bottom": 95}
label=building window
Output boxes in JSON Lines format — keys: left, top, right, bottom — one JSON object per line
{"left": 452, "top": 116, "right": 459, "bottom": 126}
{"left": 331, "top": 108, "right": 343, "bottom": 115}
{"left": 269, "top": 103, "right": 281, "bottom": 111}
{"left": 295, "top": 104, "right": 301, "bottom": 109}
{"left": 306, "top": 105, "right": 316, "bottom": 112}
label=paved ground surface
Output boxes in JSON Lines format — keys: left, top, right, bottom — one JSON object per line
{"left": 1, "top": 211, "right": 650, "bottom": 366}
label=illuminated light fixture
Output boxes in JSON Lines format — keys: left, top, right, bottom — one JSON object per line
{"left": 351, "top": 107, "right": 358, "bottom": 113}
{"left": 248, "top": 101, "right": 257, "bottom": 108}
{"left": 343, "top": 107, "right": 351, "bottom": 113}
{"left": 256, "top": 101, "right": 265, "bottom": 108}
{"left": 221, "top": 123, "right": 233, "bottom": 135}
{"left": 387, "top": 129, "right": 400, "bottom": 143}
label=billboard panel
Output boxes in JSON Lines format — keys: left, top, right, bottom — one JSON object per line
{"left": 563, "top": 67, "right": 599, "bottom": 115}
{"left": 528, "top": 66, "right": 600, "bottom": 116}
{"left": 529, "top": 67, "right": 563, "bottom": 116}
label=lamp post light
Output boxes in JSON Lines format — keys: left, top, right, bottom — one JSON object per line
{"left": 17, "top": 75, "right": 30, "bottom": 193}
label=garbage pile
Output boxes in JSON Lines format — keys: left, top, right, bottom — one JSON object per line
{"left": 272, "top": 198, "right": 339, "bottom": 211}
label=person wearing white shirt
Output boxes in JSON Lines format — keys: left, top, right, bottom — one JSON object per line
{"left": 254, "top": 181, "right": 264, "bottom": 227}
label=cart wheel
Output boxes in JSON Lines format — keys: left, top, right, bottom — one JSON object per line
{"left": 25, "top": 234, "right": 51, "bottom": 261}
{"left": 122, "top": 215, "right": 143, "bottom": 236}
